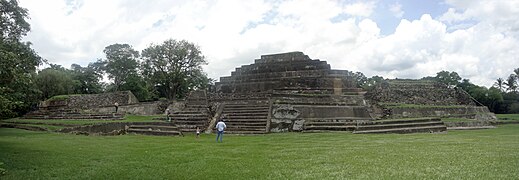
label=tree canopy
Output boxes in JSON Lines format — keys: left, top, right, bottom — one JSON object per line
{"left": 141, "top": 39, "right": 209, "bottom": 99}
{"left": 0, "top": 0, "right": 42, "bottom": 119}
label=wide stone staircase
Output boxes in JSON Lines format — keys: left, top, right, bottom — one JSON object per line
{"left": 303, "top": 117, "right": 367, "bottom": 132}
{"left": 170, "top": 91, "right": 210, "bottom": 132}
{"left": 353, "top": 117, "right": 447, "bottom": 134}
{"left": 220, "top": 99, "right": 270, "bottom": 134}
{"left": 127, "top": 123, "right": 183, "bottom": 136}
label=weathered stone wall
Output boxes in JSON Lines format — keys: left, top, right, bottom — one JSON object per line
{"left": 59, "top": 122, "right": 176, "bottom": 135}
{"left": 366, "top": 80, "right": 475, "bottom": 105}
{"left": 87, "top": 101, "right": 185, "bottom": 115}
{"left": 388, "top": 106, "right": 497, "bottom": 120}
{"left": 215, "top": 52, "right": 359, "bottom": 94}
{"left": 269, "top": 95, "right": 371, "bottom": 132}
{"left": 66, "top": 91, "right": 139, "bottom": 109}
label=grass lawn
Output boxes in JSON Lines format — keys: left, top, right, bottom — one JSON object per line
{"left": 1, "top": 125, "right": 519, "bottom": 179}
{"left": 497, "top": 114, "right": 519, "bottom": 121}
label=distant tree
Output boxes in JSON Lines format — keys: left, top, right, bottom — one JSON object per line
{"left": 70, "top": 64, "right": 103, "bottom": 94}
{"left": 434, "top": 70, "right": 461, "bottom": 87}
{"left": 351, "top": 71, "right": 368, "bottom": 88}
{"left": 0, "top": 0, "right": 42, "bottom": 119}
{"left": 361, "top": 76, "right": 385, "bottom": 90}
{"left": 35, "top": 65, "right": 75, "bottom": 99}
{"left": 102, "top": 43, "right": 139, "bottom": 91}
{"left": 141, "top": 39, "right": 209, "bottom": 99}
{"left": 504, "top": 74, "right": 517, "bottom": 92}
{"left": 493, "top": 78, "right": 505, "bottom": 92}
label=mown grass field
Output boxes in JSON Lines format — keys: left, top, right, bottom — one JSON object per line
{"left": 1, "top": 124, "right": 519, "bottom": 179}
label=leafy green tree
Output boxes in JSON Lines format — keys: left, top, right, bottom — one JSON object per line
{"left": 361, "top": 76, "right": 385, "bottom": 90}
{"left": 504, "top": 74, "right": 517, "bottom": 92}
{"left": 70, "top": 63, "right": 103, "bottom": 94}
{"left": 102, "top": 43, "right": 139, "bottom": 91}
{"left": 0, "top": 0, "right": 42, "bottom": 119}
{"left": 35, "top": 65, "right": 75, "bottom": 99}
{"left": 434, "top": 70, "right": 461, "bottom": 87}
{"left": 141, "top": 39, "right": 209, "bottom": 99}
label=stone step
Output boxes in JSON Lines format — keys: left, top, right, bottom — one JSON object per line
{"left": 223, "top": 119, "right": 267, "bottom": 123}
{"left": 129, "top": 125, "right": 179, "bottom": 131}
{"left": 170, "top": 116, "right": 208, "bottom": 120}
{"left": 224, "top": 130, "right": 266, "bottom": 134}
{"left": 304, "top": 125, "right": 356, "bottom": 131}
{"left": 304, "top": 117, "right": 372, "bottom": 122}
{"left": 353, "top": 125, "right": 447, "bottom": 134}
{"left": 221, "top": 109, "right": 269, "bottom": 114}
{"left": 225, "top": 115, "right": 268, "bottom": 119}
{"left": 127, "top": 129, "right": 182, "bottom": 136}
{"left": 370, "top": 118, "right": 442, "bottom": 125}
{"left": 225, "top": 126, "right": 265, "bottom": 131}
{"left": 356, "top": 121, "right": 445, "bottom": 131}
{"left": 223, "top": 106, "right": 269, "bottom": 110}
{"left": 224, "top": 122, "right": 267, "bottom": 126}
{"left": 304, "top": 122, "right": 356, "bottom": 126}
{"left": 174, "top": 120, "right": 208, "bottom": 125}
{"left": 169, "top": 113, "right": 207, "bottom": 117}
{"left": 224, "top": 112, "right": 268, "bottom": 116}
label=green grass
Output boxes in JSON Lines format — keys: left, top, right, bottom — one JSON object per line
{"left": 497, "top": 114, "right": 519, "bottom": 121}
{"left": 1, "top": 125, "right": 519, "bottom": 179}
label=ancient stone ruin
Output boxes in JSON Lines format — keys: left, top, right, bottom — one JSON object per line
{"left": 23, "top": 52, "right": 497, "bottom": 135}
{"left": 24, "top": 91, "right": 139, "bottom": 120}
{"left": 167, "top": 51, "right": 496, "bottom": 134}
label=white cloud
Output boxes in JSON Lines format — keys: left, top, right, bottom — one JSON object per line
{"left": 343, "top": 1, "right": 376, "bottom": 17}
{"left": 18, "top": 0, "right": 519, "bottom": 88}
{"left": 389, "top": 2, "right": 404, "bottom": 18}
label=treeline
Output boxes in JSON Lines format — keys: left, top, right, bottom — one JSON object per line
{"left": 0, "top": 0, "right": 210, "bottom": 119}
{"left": 354, "top": 70, "right": 519, "bottom": 114}
{"left": 37, "top": 41, "right": 212, "bottom": 102}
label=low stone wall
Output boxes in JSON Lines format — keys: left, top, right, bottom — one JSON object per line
{"left": 444, "top": 121, "right": 494, "bottom": 127}
{"left": 388, "top": 106, "right": 497, "bottom": 121}
{"left": 68, "top": 91, "right": 139, "bottom": 109}
{"left": 269, "top": 95, "right": 372, "bottom": 132}
{"left": 58, "top": 122, "right": 174, "bottom": 135}
{"left": 88, "top": 101, "right": 185, "bottom": 115}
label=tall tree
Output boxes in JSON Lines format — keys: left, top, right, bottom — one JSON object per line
{"left": 70, "top": 63, "right": 103, "bottom": 94}
{"left": 434, "top": 70, "right": 461, "bottom": 87}
{"left": 35, "top": 65, "right": 75, "bottom": 99}
{"left": 505, "top": 74, "right": 517, "bottom": 92}
{"left": 0, "top": 0, "right": 42, "bottom": 119}
{"left": 141, "top": 39, "right": 209, "bottom": 99}
{"left": 103, "top": 43, "right": 139, "bottom": 91}
{"left": 493, "top": 78, "right": 505, "bottom": 92}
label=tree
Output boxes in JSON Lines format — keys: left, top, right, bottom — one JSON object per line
{"left": 70, "top": 63, "right": 103, "bottom": 94}
{"left": 1, "top": 0, "right": 30, "bottom": 41}
{"left": 0, "top": 0, "right": 42, "bottom": 119}
{"left": 504, "top": 74, "right": 517, "bottom": 92}
{"left": 361, "top": 76, "right": 385, "bottom": 90}
{"left": 103, "top": 44, "right": 139, "bottom": 91}
{"left": 434, "top": 70, "right": 461, "bottom": 87}
{"left": 494, "top": 78, "right": 505, "bottom": 92}
{"left": 35, "top": 65, "right": 75, "bottom": 99}
{"left": 141, "top": 39, "right": 209, "bottom": 99}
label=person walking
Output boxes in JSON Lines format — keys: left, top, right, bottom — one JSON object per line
{"left": 215, "top": 116, "right": 227, "bottom": 143}
{"left": 114, "top": 102, "right": 119, "bottom": 113}
{"left": 165, "top": 108, "right": 171, "bottom": 122}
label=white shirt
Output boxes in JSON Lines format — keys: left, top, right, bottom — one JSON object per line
{"left": 216, "top": 121, "right": 226, "bottom": 132}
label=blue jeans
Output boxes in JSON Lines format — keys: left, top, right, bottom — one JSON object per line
{"left": 216, "top": 131, "right": 224, "bottom": 142}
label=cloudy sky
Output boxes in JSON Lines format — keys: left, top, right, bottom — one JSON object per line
{"left": 18, "top": 0, "right": 519, "bottom": 87}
